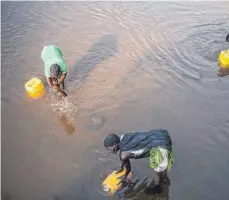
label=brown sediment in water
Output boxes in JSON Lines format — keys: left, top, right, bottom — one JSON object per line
{"left": 2, "top": 2, "right": 229, "bottom": 200}
{"left": 59, "top": 114, "right": 76, "bottom": 135}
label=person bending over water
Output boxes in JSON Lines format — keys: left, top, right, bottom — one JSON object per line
{"left": 103, "top": 129, "right": 174, "bottom": 186}
{"left": 41, "top": 45, "right": 67, "bottom": 97}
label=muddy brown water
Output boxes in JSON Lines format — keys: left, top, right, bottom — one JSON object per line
{"left": 1, "top": 2, "right": 229, "bottom": 200}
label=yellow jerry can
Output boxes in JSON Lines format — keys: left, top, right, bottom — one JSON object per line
{"left": 25, "top": 77, "right": 46, "bottom": 99}
{"left": 218, "top": 49, "right": 229, "bottom": 69}
{"left": 102, "top": 169, "right": 126, "bottom": 195}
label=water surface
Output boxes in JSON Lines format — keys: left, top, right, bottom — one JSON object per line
{"left": 2, "top": 2, "right": 229, "bottom": 200}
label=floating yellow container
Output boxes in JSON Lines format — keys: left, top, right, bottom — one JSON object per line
{"left": 102, "top": 170, "right": 126, "bottom": 195}
{"left": 218, "top": 50, "right": 229, "bottom": 69}
{"left": 25, "top": 78, "right": 46, "bottom": 99}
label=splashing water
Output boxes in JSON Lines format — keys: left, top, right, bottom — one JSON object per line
{"left": 48, "top": 95, "right": 78, "bottom": 126}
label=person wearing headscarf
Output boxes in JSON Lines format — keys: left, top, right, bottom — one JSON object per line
{"left": 41, "top": 45, "right": 67, "bottom": 97}
{"left": 103, "top": 129, "right": 174, "bottom": 186}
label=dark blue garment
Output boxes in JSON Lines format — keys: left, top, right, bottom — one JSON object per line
{"left": 119, "top": 129, "right": 172, "bottom": 159}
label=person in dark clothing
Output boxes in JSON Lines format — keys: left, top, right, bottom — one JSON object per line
{"left": 103, "top": 129, "right": 174, "bottom": 186}
{"left": 226, "top": 33, "right": 229, "bottom": 42}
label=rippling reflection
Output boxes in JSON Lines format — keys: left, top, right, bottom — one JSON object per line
{"left": 99, "top": 168, "right": 171, "bottom": 200}
{"left": 59, "top": 114, "right": 75, "bottom": 135}
{"left": 2, "top": 1, "right": 229, "bottom": 200}
{"left": 217, "top": 68, "right": 229, "bottom": 77}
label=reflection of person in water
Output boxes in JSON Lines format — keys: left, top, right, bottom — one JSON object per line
{"left": 103, "top": 129, "right": 174, "bottom": 187}
{"left": 143, "top": 182, "right": 170, "bottom": 200}
{"left": 59, "top": 114, "right": 75, "bottom": 135}
{"left": 217, "top": 68, "right": 229, "bottom": 77}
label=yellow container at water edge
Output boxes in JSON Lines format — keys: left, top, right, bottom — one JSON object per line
{"left": 218, "top": 49, "right": 229, "bottom": 69}
{"left": 25, "top": 78, "right": 46, "bottom": 99}
{"left": 102, "top": 169, "right": 126, "bottom": 195}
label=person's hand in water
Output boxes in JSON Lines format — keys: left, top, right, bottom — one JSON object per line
{"left": 58, "top": 90, "right": 67, "bottom": 98}
{"left": 52, "top": 85, "right": 67, "bottom": 98}
{"left": 52, "top": 78, "right": 58, "bottom": 86}
{"left": 115, "top": 168, "right": 124, "bottom": 174}
{"left": 52, "top": 81, "right": 67, "bottom": 98}
{"left": 118, "top": 174, "right": 133, "bottom": 186}
{"left": 118, "top": 175, "right": 129, "bottom": 184}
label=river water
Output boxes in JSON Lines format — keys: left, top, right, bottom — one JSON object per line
{"left": 1, "top": 2, "right": 229, "bottom": 200}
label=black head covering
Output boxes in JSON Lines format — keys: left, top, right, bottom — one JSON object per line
{"left": 226, "top": 33, "right": 229, "bottom": 42}
{"left": 50, "top": 64, "right": 61, "bottom": 78}
{"left": 104, "top": 134, "right": 120, "bottom": 148}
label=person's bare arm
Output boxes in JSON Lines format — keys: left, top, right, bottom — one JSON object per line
{"left": 58, "top": 72, "right": 67, "bottom": 84}
{"left": 57, "top": 89, "right": 67, "bottom": 97}
{"left": 47, "top": 77, "right": 55, "bottom": 89}
{"left": 121, "top": 152, "right": 131, "bottom": 178}
{"left": 117, "top": 152, "right": 131, "bottom": 178}
{"left": 47, "top": 77, "right": 67, "bottom": 97}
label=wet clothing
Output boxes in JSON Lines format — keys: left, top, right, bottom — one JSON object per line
{"left": 119, "top": 129, "right": 172, "bottom": 158}
{"left": 41, "top": 45, "right": 67, "bottom": 78}
{"left": 119, "top": 129, "right": 174, "bottom": 172}
{"left": 150, "top": 147, "right": 174, "bottom": 172}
